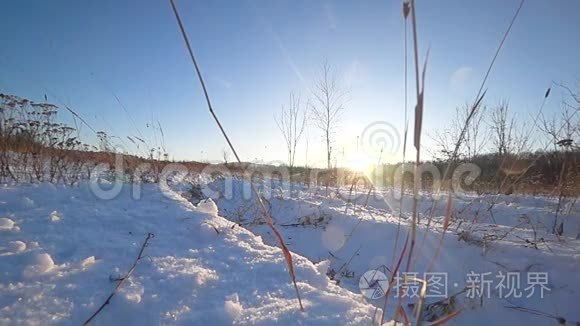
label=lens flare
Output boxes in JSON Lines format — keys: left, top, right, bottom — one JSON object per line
{"left": 348, "top": 152, "right": 371, "bottom": 173}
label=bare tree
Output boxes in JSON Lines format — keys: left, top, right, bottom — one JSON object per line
{"left": 430, "top": 128, "right": 456, "bottom": 161}
{"left": 275, "top": 93, "right": 306, "bottom": 172}
{"left": 461, "top": 103, "right": 489, "bottom": 159}
{"left": 538, "top": 84, "right": 580, "bottom": 235}
{"left": 539, "top": 85, "right": 579, "bottom": 151}
{"left": 222, "top": 148, "right": 230, "bottom": 164}
{"left": 430, "top": 103, "right": 488, "bottom": 160}
{"left": 489, "top": 100, "right": 515, "bottom": 157}
{"left": 310, "top": 62, "right": 348, "bottom": 169}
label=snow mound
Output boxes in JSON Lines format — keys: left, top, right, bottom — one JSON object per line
{"left": 8, "top": 240, "right": 26, "bottom": 253}
{"left": 224, "top": 293, "right": 243, "bottom": 319}
{"left": 0, "top": 240, "right": 27, "bottom": 256}
{"left": 315, "top": 259, "right": 331, "bottom": 275}
{"left": 196, "top": 198, "right": 219, "bottom": 215}
{"left": 0, "top": 217, "right": 16, "bottom": 231}
{"left": 49, "top": 210, "right": 62, "bottom": 222}
{"left": 24, "top": 253, "right": 55, "bottom": 276}
{"left": 80, "top": 256, "right": 96, "bottom": 268}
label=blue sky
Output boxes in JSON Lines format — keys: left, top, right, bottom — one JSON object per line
{"left": 1, "top": 0, "right": 579, "bottom": 166}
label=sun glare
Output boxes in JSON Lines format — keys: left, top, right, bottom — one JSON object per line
{"left": 347, "top": 153, "right": 372, "bottom": 173}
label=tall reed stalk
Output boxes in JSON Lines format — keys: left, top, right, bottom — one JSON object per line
{"left": 168, "top": 0, "right": 303, "bottom": 311}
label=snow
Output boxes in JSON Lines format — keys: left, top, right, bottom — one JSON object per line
{"left": 224, "top": 293, "right": 243, "bottom": 319}
{"left": 24, "top": 253, "right": 56, "bottom": 276}
{"left": 315, "top": 260, "right": 332, "bottom": 276}
{"left": 49, "top": 211, "right": 62, "bottom": 222}
{"left": 208, "top": 177, "right": 580, "bottom": 325}
{"left": 0, "top": 182, "right": 378, "bottom": 325}
{"left": 0, "top": 241, "right": 27, "bottom": 256}
{"left": 81, "top": 256, "right": 96, "bottom": 268}
{"left": 21, "top": 197, "right": 34, "bottom": 208}
{"left": 0, "top": 217, "right": 16, "bottom": 231}
{"left": 0, "top": 175, "right": 578, "bottom": 325}
{"left": 322, "top": 224, "right": 347, "bottom": 252}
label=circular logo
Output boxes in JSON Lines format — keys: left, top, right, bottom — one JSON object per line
{"left": 360, "top": 121, "right": 401, "bottom": 160}
{"left": 359, "top": 269, "right": 390, "bottom": 299}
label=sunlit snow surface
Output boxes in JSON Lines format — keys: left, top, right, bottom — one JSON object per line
{"left": 210, "top": 178, "right": 580, "bottom": 325}
{"left": 0, "top": 178, "right": 578, "bottom": 325}
{"left": 0, "top": 182, "right": 376, "bottom": 325}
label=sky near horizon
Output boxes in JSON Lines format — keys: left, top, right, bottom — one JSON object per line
{"left": 1, "top": 0, "right": 579, "bottom": 167}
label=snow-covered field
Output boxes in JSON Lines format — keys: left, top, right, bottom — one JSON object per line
{"left": 0, "top": 182, "right": 378, "bottom": 325}
{"left": 0, "top": 176, "right": 578, "bottom": 325}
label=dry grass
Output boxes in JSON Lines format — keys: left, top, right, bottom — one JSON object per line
{"left": 388, "top": 0, "right": 529, "bottom": 324}
{"left": 168, "top": 0, "right": 303, "bottom": 310}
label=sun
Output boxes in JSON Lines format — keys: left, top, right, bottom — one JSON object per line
{"left": 347, "top": 152, "right": 372, "bottom": 173}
